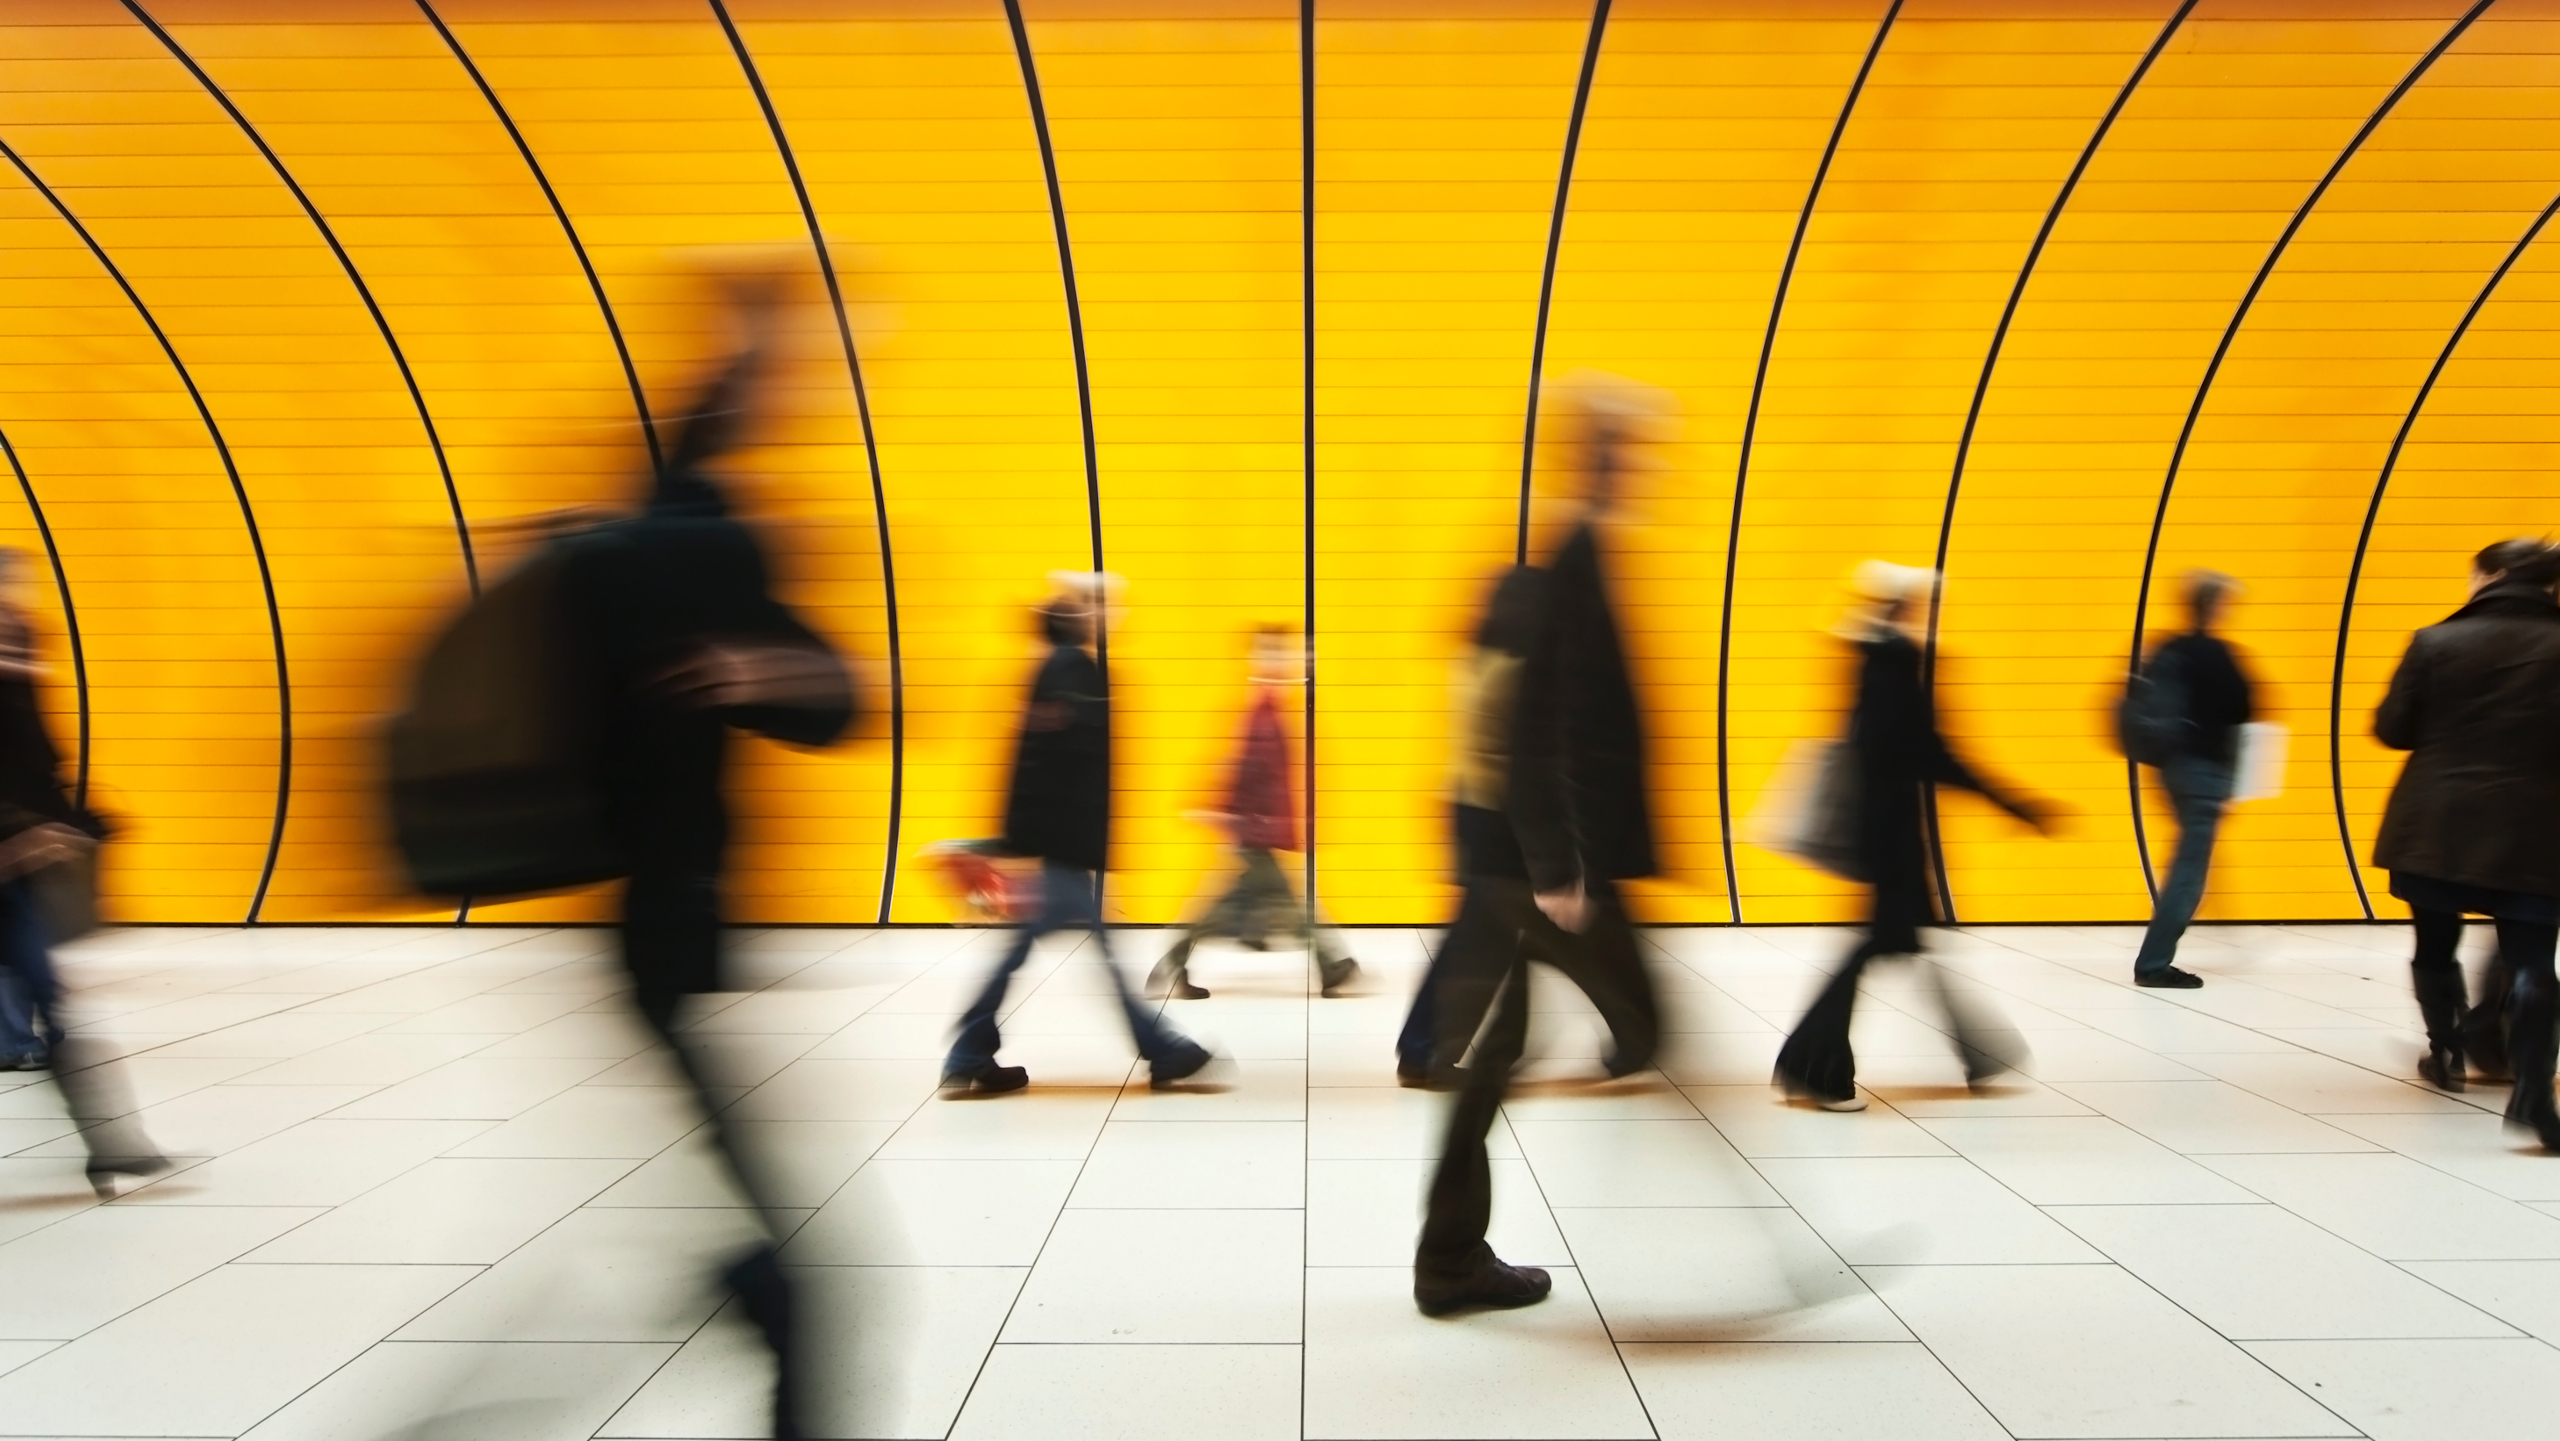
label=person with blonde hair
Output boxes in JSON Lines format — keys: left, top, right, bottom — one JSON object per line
{"left": 1771, "top": 561, "right": 2048, "bottom": 1111}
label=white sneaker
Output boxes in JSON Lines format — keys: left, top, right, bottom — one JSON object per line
{"left": 1817, "top": 1093, "right": 1869, "bottom": 1112}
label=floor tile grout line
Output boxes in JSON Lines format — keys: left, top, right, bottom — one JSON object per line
{"left": 926, "top": 921, "right": 1141, "bottom": 1439}
{"left": 1503, "top": 1069, "right": 1663, "bottom": 1440}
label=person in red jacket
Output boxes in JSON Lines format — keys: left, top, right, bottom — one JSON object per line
{"left": 1148, "top": 626, "right": 1358, "bottom": 999}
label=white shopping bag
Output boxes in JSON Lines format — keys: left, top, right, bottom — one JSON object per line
{"left": 2232, "top": 721, "right": 2287, "bottom": 802}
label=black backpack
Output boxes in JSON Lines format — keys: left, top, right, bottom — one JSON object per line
{"left": 2116, "top": 644, "right": 2189, "bottom": 767}
{"left": 386, "top": 531, "right": 623, "bottom": 898}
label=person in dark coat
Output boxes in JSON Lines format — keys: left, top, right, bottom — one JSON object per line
{"left": 0, "top": 547, "right": 162, "bottom": 1197}
{"left": 573, "top": 325, "right": 856, "bottom": 1440}
{"left": 1412, "top": 384, "right": 1666, "bottom": 1318}
{"left": 2373, "top": 537, "right": 2560, "bottom": 1141}
{"left": 1772, "top": 562, "right": 2047, "bottom": 1112}
{"left": 942, "top": 588, "right": 1213, "bottom": 1094}
{"left": 1148, "top": 625, "right": 1357, "bottom": 1000}
{"left": 1395, "top": 566, "right": 1544, "bottom": 1084}
{"left": 2130, "top": 570, "right": 2257, "bottom": 988}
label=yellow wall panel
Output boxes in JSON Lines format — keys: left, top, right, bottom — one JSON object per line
{"left": 1, "top": 0, "right": 2552, "bottom": 927}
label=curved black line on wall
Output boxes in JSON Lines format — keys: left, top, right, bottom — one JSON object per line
{"left": 0, "top": 137, "right": 293, "bottom": 925}
{"left": 126, "top": 1, "right": 478, "bottom": 598}
{"left": 2327, "top": 184, "right": 2560, "bottom": 917}
{"left": 2125, "top": 0, "right": 2493, "bottom": 912}
{"left": 710, "top": 0, "right": 911, "bottom": 925}
{"left": 1003, "top": 0, "right": 1107, "bottom": 592}
{"left": 417, "top": 0, "right": 662, "bottom": 478}
{"left": 1513, "top": 0, "right": 1612, "bottom": 565}
{"left": 1302, "top": 0, "right": 1320, "bottom": 909}
{"left": 0, "top": 428, "right": 92, "bottom": 808}
{"left": 1713, "top": 0, "right": 1902, "bottom": 925}
{"left": 1919, "top": 0, "right": 2197, "bottom": 923}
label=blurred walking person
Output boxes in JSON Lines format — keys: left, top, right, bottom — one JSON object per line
{"left": 1413, "top": 381, "right": 1663, "bottom": 1316}
{"left": 1149, "top": 625, "right": 1356, "bottom": 1001}
{"left": 584, "top": 316, "right": 855, "bottom": 1438}
{"left": 2126, "top": 570, "right": 2257, "bottom": 989}
{"left": 2373, "top": 538, "right": 2560, "bottom": 1138}
{"left": 1772, "top": 562, "right": 2048, "bottom": 1112}
{"left": 944, "top": 583, "right": 1214, "bottom": 1095}
{"left": 0, "top": 547, "right": 163, "bottom": 1195}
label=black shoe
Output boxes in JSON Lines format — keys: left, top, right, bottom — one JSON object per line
{"left": 723, "top": 1246, "right": 803, "bottom": 1440}
{"left": 2418, "top": 1045, "right": 2466, "bottom": 1093}
{"left": 940, "top": 1064, "right": 1030, "bottom": 1097}
{"left": 2505, "top": 1109, "right": 2560, "bottom": 1154}
{"left": 2, "top": 1051, "right": 47, "bottom": 1072}
{"left": 1149, "top": 1041, "right": 1216, "bottom": 1090}
{"left": 1414, "top": 1258, "right": 1553, "bottom": 1316}
{"left": 1146, "top": 957, "right": 1210, "bottom": 1000}
{"left": 2136, "top": 966, "right": 2204, "bottom": 989}
{"left": 1318, "top": 957, "right": 1359, "bottom": 997}
{"left": 1603, "top": 1046, "right": 1655, "bottom": 1080}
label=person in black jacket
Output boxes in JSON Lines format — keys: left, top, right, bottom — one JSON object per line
{"left": 1772, "top": 562, "right": 2047, "bottom": 1112}
{"left": 572, "top": 314, "right": 857, "bottom": 1441}
{"left": 2130, "top": 570, "right": 2257, "bottom": 989}
{"left": 1411, "top": 385, "right": 1664, "bottom": 1318}
{"left": 2373, "top": 538, "right": 2560, "bottom": 1139}
{"left": 942, "top": 589, "right": 1212, "bottom": 1094}
{"left": 0, "top": 548, "right": 162, "bottom": 1197}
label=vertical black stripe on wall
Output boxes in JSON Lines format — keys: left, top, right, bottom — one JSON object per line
{"left": 711, "top": 0, "right": 911, "bottom": 924}
{"left": 1713, "top": 0, "right": 1902, "bottom": 925}
{"left": 0, "top": 137, "right": 293, "bottom": 926}
{"left": 1919, "top": 0, "right": 2197, "bottom": 923}
{"left": 2328, "top": 184, "right": 2560, "bottom": 916}
{"left": 1302, "top": 0, "right": 1320, "bottom": 911}
{"left": 2125, "top": 0, "right": 2493, "bottom": 912}
{"left": 1003, "top": 0, "right": 1107, "bottom": 594}
{"left": 126, "top": 1, "right": 478, "bottom": 600}
{"left": 0, "top": 428, "right": 91, "bottom": 808}
{"left": 1514, "top": 0, "right": 1612, "bottom": 565}
{"left": 417, "top": 0, "right": 661, "bottom": 477}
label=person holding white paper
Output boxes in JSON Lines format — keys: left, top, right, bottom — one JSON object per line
{"left": 2130, "top": 570, "right": 2259, "bottom": 989}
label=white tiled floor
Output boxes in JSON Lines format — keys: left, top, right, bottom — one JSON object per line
{"left": 0, "top": 920, "right": 2550, "bottom": 1438}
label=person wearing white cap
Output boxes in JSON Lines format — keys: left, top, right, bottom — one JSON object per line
{"left": 1772, "top": 561, "right": 2050, "bottom": 1111}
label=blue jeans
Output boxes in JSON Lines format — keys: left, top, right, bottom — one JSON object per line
{"left": 2135, "top": 753, "right": 2234, "bottom": 977}
{"left": 944, "top": 861, "right": 1189, "bottom": 1077}
{"left": 0, "top": 879, "right": 55, "bottom": 1061}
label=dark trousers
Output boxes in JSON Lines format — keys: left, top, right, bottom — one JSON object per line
{"left": 945, "top": 860, "right": 1186, "bottom": 1076}
{"left": 1774, "top": 850, "right": 2020, "bottom": 1101}
{"left": 2135, "top": 754, "right": 2233, "bottom": 977}
{"left": 0, "top": 878, "right": 155, "bottom": 1170}
{"left": 1417, "top": 935, "right": 1529, "bottom": 1278}
{"left": 1414, "top": 877, "right": 1659, "bottom": 1275}
{"left": 1399, "top": 877, "right": 1657, "bottom": 1078}
{"left": 1163, "top": 846, "right": 1349, "bottom": 972}
{"left": 622, "top": 869, "right": 801, "bottom": 1439}
{"left": 2413, "top": 907, "right": 2556, "bottom": 1118}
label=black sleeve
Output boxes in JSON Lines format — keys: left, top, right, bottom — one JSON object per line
{"left": 1505, "top": 565, "right": 1582, "bottom": 892}
{"left": 2373, "top": 634, "right": 2427, "bottom": 752}
{"left": 704, "top": 526, "right": 857, "bottom": 747}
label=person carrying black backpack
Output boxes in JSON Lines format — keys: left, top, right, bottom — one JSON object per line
{"left": 2124, "top": 570, "right": 2256, "bottom": 989}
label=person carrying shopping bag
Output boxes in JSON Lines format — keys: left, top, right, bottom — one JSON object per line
{"left": 1771, "top": 561, "right": 2051, "bottom": 1112}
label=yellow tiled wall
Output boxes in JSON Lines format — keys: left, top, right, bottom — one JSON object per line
{"left": 0, "top": 0, "right": 2551, "bottom": 926}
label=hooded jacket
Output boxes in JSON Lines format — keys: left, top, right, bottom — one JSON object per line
{"left": 2374, "top": 580, "right": 2560, "bottom": 897}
